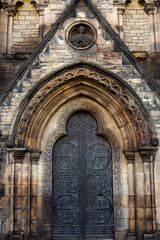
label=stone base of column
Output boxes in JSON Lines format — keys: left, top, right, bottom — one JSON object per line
{"left": 12, "top": 234, "right": 23, "bottom": 240}
{"left": 155, "top": 231, "right": 160, "bottom": 240}
{"left": 24, "top": 233, "right": 40, "bottom": 240}
{"left": 143, "top": 233, "right": 155, "bottom": 240}
{"left": 127, "top": 232, "right": 137, "bottom": 240}
{"left": 11, "top": 232, "right": 40, "bottom": 240}
{"left": 5, "top": 54, "right": 13, "bottom": 59}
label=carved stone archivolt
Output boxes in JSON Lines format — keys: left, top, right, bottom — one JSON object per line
{"left": 15, "top": 67, "right": 150, "bottom": 148}
{"left": 43, "top": 101, "right": 122, "bottom": 232}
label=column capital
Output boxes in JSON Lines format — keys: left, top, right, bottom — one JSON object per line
{"left": 5, "top": 4, "right": 17, "bottom": 16}
{"left": 36, "top": 3, "right": 48, "bottom": 16}
{"left": 30, "top": 150, "right": 41, "bottom": 163}
{"left": 123, "top": 150, "right": 136, "bottom": 164}
{"left": 113, "top": 3, "right": 126, "bottom": 15}
{"left": 6, "top": 137, "right": 14, "bottom": 148}
{"left": 145, "top": 3, "right": 156, "bottom": 15}
{"left": 139, "top": 147, "right": 158, "bottom": 162}
{"left": 7, "top": 148, "right": 26, "bottom": 162}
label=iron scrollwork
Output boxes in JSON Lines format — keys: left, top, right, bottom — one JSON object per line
{"left": 52, "top": 112, "right": 114, "bottom": 238}
{"left": 43, "top": 102, "right": 122, "bottom": 235}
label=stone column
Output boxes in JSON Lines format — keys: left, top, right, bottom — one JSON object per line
{"left": 36, "top": 4, "right": 48, "bottom": 43}
{"left": 8, "top": 148, "right": 41, "bottom": 239}
{"left": 145, "top": 4, "right": 156, "bottom": 53}
{"left": 30, "top": 150, "right": 41, "bottom": 238}
{"left": 154, "top": 6, "right": 160, "bottom": 51}
{"left": 124, "top": 151, "right": 137, "bottom": 240}
{"left": 8, "top": 148, "right": 27, "bottom": 239}
{"left": 140, "top": 148, "right": 157, "bottom": 240}
{"left": 5, "top": 5, "right": 17, "bottom": 55}
{"left": 114, "top": 3, "right": 126, "bottom": 39}
{"left": 0, "top": 9, "right": 8, "bottom": 53}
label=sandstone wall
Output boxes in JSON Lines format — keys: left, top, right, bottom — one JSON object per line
{"left": 0, "top": 0, "right": 160, "bottom": 93}
{"left": 0, "top": 0, "right": 160, "bottom": 239}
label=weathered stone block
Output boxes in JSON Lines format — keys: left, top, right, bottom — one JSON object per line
{"left": 145, "top": 208, "right": 152, "bottom": 220}
{"left": 129, "top": 219, "right": 136, "bottom": 231}
{"left": 31, "top": 197, "right": 37, "bottom": 208}
{"left": 15, "top": 209, "right": 21, "bottom": 221}
{"left": 136, "top": 196, "right": 145, "bottom": 208}
{"left": 21, "top": 209, "right": 28, "bottom": 219}
{"left": 14, "top": 221, "right": 21, "bottom": 231}
{"left": 18, "top": 11, "right": 30, "bottom": 16}
{"left": 22, "top": 173, "right": 29, "bottom": 184}
{"left": 31, "top": 208, "right": 37, "bottom": 219}
{"left": 129, "top": 207, "right": 135, "bottom": 219}
{"left": 137, "top": 208, "right": 145, "bottom": 219}
{"left": 31, "top": 185, "right": 37, "bottom": 196}
{"left": 22, "top": 185, "right": 29, "bottom": 197}
{"left": 15, "top": 197, "right": 22, "bottom": 208}
{"left": 137, "top": 219, "right": 144, "bottom": 232}
{"left": 15, "top": 185, "right": 22, "bottom": 197}
{"left": 22, "top": 197, "right": 28, "bottom": 208}
{"left": 31, "top": 220, "right": 37, "bottom": 232}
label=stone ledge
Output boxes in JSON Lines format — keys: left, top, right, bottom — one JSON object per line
{"left": 7, "top": 148, "right": 26, "bottom": 162}
{"left": 132, "top": 51, "right": 149, "bottom": 60}
{"left": 143, "top": 233, "right": 155, "bottom": 240}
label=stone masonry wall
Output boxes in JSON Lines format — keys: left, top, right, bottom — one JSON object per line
{"left": 1, "top": 1, "right": 160, "bottom": 146}
{"left": 1, "top": 4, "right": 160, "bottom": 218}
{"left": 0, "top": 0, "right": 160, "bottom": 238}
{"left": 0, "top": 0, "right": 160, "bottom": 94}
{"left": 0, "top": 57, "right": 23, "bottom": 93}
{"left": 13, "top": 1, "right": 39, "bottom": 53}
{"left": 123, "top": 9, "right": 150, "bottom": 52}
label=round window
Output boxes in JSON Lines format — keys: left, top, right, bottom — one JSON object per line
{"left": 67, "top": 22, "right": 96, "bottom": 50}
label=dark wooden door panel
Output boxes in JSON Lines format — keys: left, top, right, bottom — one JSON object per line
{"left": 52, "top": 112, "right": 113, "bottom": 239}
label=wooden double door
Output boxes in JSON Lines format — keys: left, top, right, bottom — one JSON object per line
{"left": 52, "top": 111, "right": 114, "bottom": 239}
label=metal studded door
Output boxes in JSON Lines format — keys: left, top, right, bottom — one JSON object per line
{"left": 52, "top": 112, "right": 114, "bottom": 239}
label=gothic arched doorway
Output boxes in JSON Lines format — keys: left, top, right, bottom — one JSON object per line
{"left": 52, "top": 111, "right": 114, "bottom": 239}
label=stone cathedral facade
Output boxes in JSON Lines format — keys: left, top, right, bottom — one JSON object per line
{"left": 0, "top": 0, "right": 160, "bottom": 239}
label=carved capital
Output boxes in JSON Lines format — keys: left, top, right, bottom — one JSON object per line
{"left": 1, "top": 0, "right": 8, "bottom": 8}
{"left": 145, "top": 4, "right": 156, "bottom": 15}
{"left": 30, "top": 150, "right": 41, "bottom": 163}
{"left": 113, "top": 3, "right": 126, "bottom": 15}
{"left": 6, "top": 137, "right": 14, "bottom": 148}
{"left": 123, "top": 150, "right": 135, "bottom": 164}
{"left": 36, "top": 3, "right": 48, "bottom": 16}
{"left": 7, "top": 148, "right": 26, "bottom": 162}
{"left": 139, "top": 147, "right": 158, "bottom": 162}
{"left": 151, "top": 137, "right": 159, "bottom": 147}
{"left": 5, "top": 4, "right": 17, "bottom": 16}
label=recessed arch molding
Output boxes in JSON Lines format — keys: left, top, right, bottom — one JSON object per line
{"left": 8, "top": 63, "right": 158, "bottom": 150}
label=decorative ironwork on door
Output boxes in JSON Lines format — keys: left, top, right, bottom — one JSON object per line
{"left": 52, "top": 112, "right": 114, "bottom": 239}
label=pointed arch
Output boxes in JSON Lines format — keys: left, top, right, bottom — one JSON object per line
{"left": 9, "top": 62, "right": 156, "bottom": 151}
{"left": 42, "top": 100, "right": 122, "bottom": 235}
{"left": 0, "top": 0, "right": 160, "bottom": 105}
